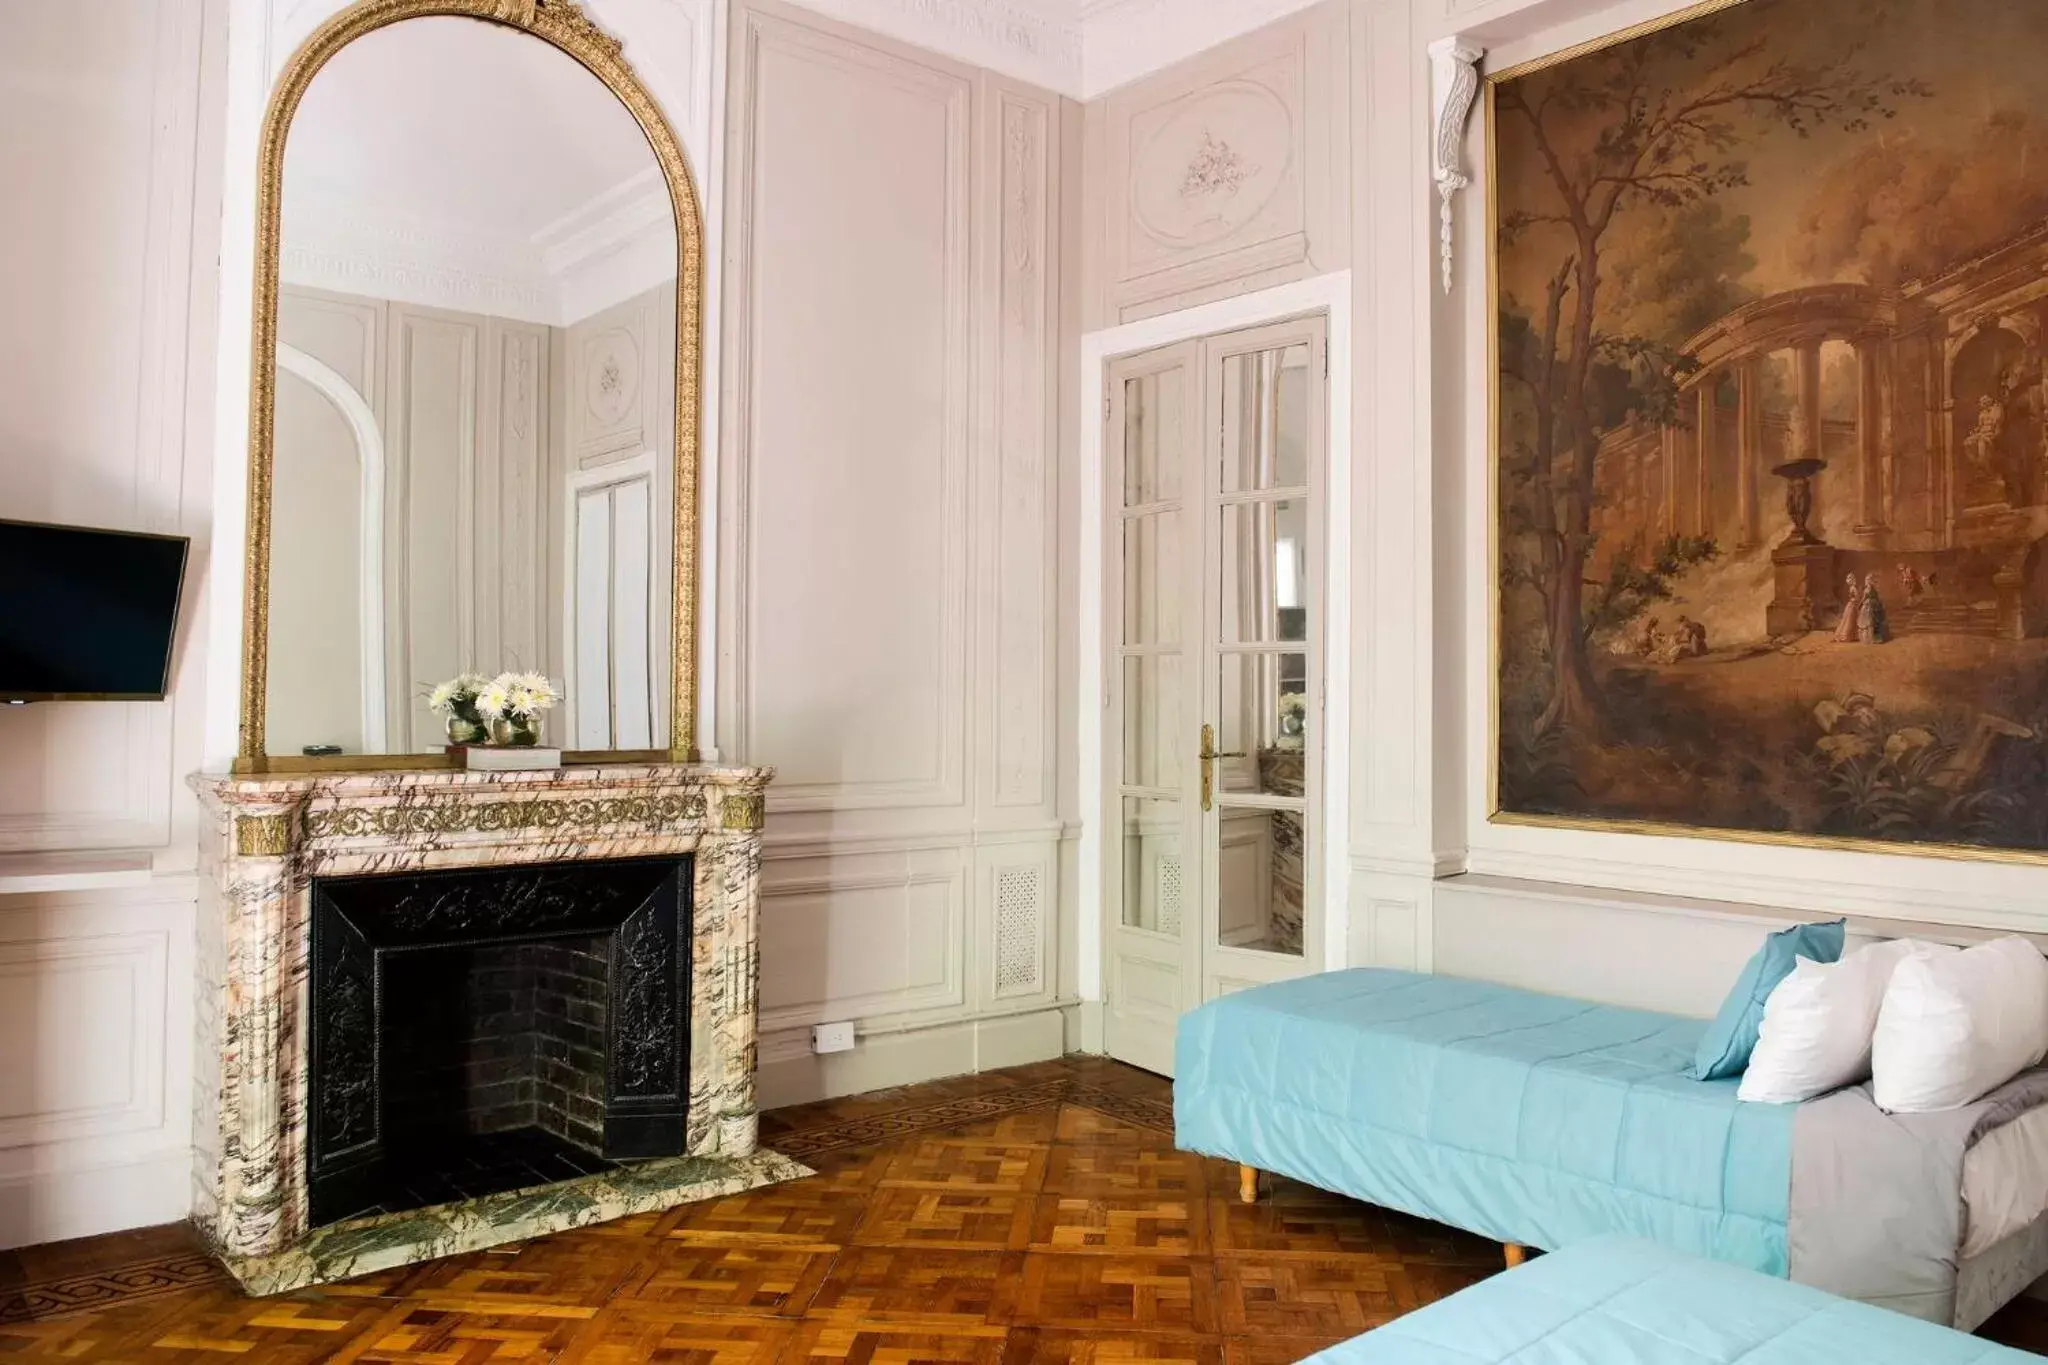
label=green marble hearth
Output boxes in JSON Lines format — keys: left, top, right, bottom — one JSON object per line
{"left": 215, "top": 1148, "right": 812, "bottom": 1296}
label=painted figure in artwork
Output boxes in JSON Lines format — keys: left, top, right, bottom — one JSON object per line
{"left": 1966, "top": 393, "right": 2006, "bottom": 478}
{"left": 1858, "top": 574, "right": 1891, "bottom": 644}
{"left": 1833, "top": 574, "right": 1863, "bottom": 643}
{"left": 1494, "top": 0, "right": 2048, "bottom": 855}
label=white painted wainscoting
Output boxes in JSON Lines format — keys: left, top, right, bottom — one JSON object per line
{"left": 718, "top": 0, "right": 1072, "bottom": 1105}
{"left": 0, "top": 0, "right": 220, "bottom": 1247}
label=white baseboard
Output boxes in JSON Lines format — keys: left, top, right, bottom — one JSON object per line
{"left": 0, "top": 1147, "right": 191, "bottom": 1250}
{"left": 758, "top": 1008, "right": 1067, "bottom": 1110}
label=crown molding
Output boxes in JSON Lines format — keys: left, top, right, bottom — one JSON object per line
{"left": 780, "top": 0, "right": 1083, "bottom": 93}
{"left": 1078, "top": 0, "right": 1322, "bottom": 97}
{"left": 773, "top": 0, "right": 1321, "bottom": 100}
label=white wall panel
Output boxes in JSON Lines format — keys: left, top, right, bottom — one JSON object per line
{"left": 724, "top": 1, "right": 1069, "bottom": 1103}
{"left": 0, "top": 0, "right": 219, "bottom": 1248}
{"left": 0, "top": 890, "right": 197, "bottom": 1249}
{"left": 1081, "top": 3, "right": 1349, "bottom": 328}
{"left": 759, "top": 849, "right": 967, "bottom": 1029}
{"left": 726, "top": 5, "right": 971, "bottom": 808}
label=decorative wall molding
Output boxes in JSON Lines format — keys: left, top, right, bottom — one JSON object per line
{"left": 0, "top": 931, "right": 170, "bottom": 1151}
{"left": 1088, "top": 4, "right": 1346, "bottom": 328}
{"left": 1428, "top": 35, "right": 1482, "bottom": 295}
{"left": 720, "top": 3, "right": 973, "bottom": 813}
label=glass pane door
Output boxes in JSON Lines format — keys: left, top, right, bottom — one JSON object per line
{"left": 1106, "top": 344, "right": 1201, "bottom": 1077}
{"left": 1206, "top": 336, "right": 1318, "bottom": 966}
{"left": 1103, "top": 317, "right": 1325, "bottom": 1075}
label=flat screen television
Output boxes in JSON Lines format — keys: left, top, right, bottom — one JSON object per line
{"left": 0, "top": 518, "right": 190, "bottom": 702}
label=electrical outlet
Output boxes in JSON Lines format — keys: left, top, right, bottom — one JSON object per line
{"left": 811, "top": 1021, "right": 856, "bottom": 1055}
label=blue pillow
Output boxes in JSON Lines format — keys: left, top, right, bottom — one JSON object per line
{"left": 1691, "top": 919, "right": 1846, "bottom": 1080}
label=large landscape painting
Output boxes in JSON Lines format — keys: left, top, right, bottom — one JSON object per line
{"left": 1493, "top": 0, "right": 2048, "bottom": 856}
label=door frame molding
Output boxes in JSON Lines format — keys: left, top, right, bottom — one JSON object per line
{"left": 1077, "top": 271, "right": 1354, "bottom": 1049}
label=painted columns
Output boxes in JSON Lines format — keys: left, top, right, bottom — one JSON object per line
{"left": 1695, "top": 379, "right": 1717, "bottom": 537}
{"left": 1737, "top": 359, "right": 1762, "bottom": 547}
{"left": 1660, "top": 423, "right": 1680, "bottom": 535}
{"left": 1793, "top": 340, "right": 1824, "bottom": 464}
{"left": 1855, "top": 337, "right": 1888, "bottom": 532}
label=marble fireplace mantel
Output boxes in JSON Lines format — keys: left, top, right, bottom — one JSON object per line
{"left": 188, "top": 762, "right": 804, "bottom": 1294}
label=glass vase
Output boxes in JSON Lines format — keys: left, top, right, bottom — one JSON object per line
{"left": 445, "top": 714, "right": 489, "bottom": 747}
{"left": 493, "top": 714, "right": 545, "bottom": 747}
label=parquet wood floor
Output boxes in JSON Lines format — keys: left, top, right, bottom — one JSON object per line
{"left": 3, "top": 1056, "right": 2046, "bottom": 1361}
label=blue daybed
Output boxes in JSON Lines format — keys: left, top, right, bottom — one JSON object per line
{"left": 1174, "top": 968, "right": 2048, "bottom": 1329}
{"left": 1305, "top": 1236, "right": 2035, "bottom": 1365}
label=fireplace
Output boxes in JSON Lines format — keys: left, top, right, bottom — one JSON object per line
{"left": 190, "top": 763, "right": 803, "bottom": 1295}
{"left": 307, "top": 856, "right": 690, "bottom": 1226}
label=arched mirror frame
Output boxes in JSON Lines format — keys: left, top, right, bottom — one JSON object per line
{"left": 235, "top": 0, "right": 702, "bottom": 773}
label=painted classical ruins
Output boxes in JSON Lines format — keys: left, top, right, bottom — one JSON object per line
{"left": 1592, "top": 222, "right": 2048, "bottom": 643}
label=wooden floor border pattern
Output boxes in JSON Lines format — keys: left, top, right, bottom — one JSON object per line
{"left": 0, "top": 1252, "right": 230, "bottom": 1326}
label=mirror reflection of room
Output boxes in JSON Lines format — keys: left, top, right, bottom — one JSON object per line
{"left": 1216, "top": 341, "right": 1310, "bottom": 957}
{"left": 265, "top": 16, "right": 677, "bottom": 758}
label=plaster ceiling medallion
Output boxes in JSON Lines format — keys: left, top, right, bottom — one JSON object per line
{"left": 1131, "top": 80, "right": 1291, "bottom": 249}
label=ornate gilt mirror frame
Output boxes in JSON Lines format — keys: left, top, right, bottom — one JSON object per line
{"left": 235, "top": 0, "right": 703, "bottom": 774}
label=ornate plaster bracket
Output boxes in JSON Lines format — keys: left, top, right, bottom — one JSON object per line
{"left": 1430, "top": 35, "right": 1485, "bottom": 296}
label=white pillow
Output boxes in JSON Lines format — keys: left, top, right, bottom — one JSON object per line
{"left": 1873, "top": 936, "right": 2048, "bottom": 1113}
{"left": 1738, "top": 939, "right": 1945, "bottom": 1105}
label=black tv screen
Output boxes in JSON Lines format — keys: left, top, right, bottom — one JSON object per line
{"left": 0, "top": 519, "right": 189, "bottom": 701}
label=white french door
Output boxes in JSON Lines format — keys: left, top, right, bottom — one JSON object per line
{"left": 1103, "top": 316, "right": 1329, "bottom": 1076}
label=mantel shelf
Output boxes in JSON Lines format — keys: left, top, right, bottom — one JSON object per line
{"left": 0, "top": 850, "right": 155, "bottom": 896}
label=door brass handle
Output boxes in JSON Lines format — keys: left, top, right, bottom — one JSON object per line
{"left": 1199, "top": 723, "right": 1244, "bottom": 812}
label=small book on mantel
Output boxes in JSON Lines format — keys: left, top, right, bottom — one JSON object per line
{"left": 463, "top": 746, "right": 563, "bottom": 772}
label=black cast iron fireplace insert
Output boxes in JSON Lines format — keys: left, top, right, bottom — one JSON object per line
{"left": 307, "top": 855, "right": 691, "bottom": 1226}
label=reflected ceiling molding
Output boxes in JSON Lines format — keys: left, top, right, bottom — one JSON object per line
{"left": 280, "top": 184, "right": 559, "bottom": 323}
{"left": 280, "top": 170, "right": 675, "bottom": 327}
{"left": 537, "top": 166, "right": 679, "bottom": 324}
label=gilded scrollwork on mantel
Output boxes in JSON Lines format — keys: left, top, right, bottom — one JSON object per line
{"left": 720, "top": 794, "right": 766, "bottom": 832}
{"left": 304, "top": 794, "right": 709, "bottom": 842}
{"left": 235, "top": 814, "right": 295, "bottom": 858}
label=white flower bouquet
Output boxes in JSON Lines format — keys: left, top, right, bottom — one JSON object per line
{"left": 426, "top": 672, "right": 492, "bottom": 745}
{"left": 475, "top": 671, "right": 560, "bottom": 746}
{"left": 426, "top": 670, "right": 560, "bottom": 747}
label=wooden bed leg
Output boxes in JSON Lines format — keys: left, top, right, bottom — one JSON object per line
{"left": 1503, "top": 1243, "right": 1528, "bottom": 1268}
{"left": 1238, "top": 1164, "right": 1259, "bottom": 1204}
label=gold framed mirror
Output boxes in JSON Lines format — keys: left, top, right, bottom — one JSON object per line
{"left": 236, "top": 0, "right": 702, "bottom": 773}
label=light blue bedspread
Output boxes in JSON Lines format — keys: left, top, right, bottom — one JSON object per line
{"left": 1306, "top": 1236, "right": 2033, "bottom": 1364}
{"left": 1174, "top": 969, "right": 1795, "bottom": 1272}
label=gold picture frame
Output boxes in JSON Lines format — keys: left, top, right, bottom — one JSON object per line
{"left": 235, "top": 0, "right": 703, "bottom": 774}
{"left": 1483, "top": 0, "right": 2048, "bottom": 868}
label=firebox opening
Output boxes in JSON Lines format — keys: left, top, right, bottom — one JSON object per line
{"left": 333, "top": 934, "right": 616, "bottom": 1218}
{"left": 307, "top": 855, "right": 691, "bottom": 1230}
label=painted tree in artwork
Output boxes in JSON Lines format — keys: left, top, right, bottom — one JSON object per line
{"left": 1497, "top": 3, "right": 1924, "bottom": 736}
